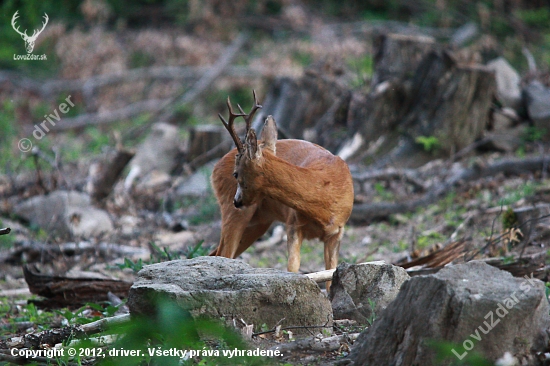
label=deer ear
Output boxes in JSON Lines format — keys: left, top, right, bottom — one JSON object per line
{"left": 246, "top": 129, "right": 261, "bottom": 160}
{"left": 261, "top": 115, "right": 278, "bottom": 154}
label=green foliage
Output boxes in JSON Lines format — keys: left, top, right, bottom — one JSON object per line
{"left": 188, "top": 193, "right": 221, "bottom": 225}
{"left": 522, "top": 126, "right": 547, "bottom": 142}
{"left": 184, "top": 240, "right": 210, "bottom": 259}
{"left": 417, "top": 232, "right": 446, "bottom": 249}
{"left": 374, "top": 182, "right": 394, "bottom": 201}
{"left": 0, "top": 221, "right": 15, "bottom": 249}
{"left": 502, "top": 207, "right": 518, "bottom": 229}
{"left": 415, "top": 135, "right": 441, "bottom": 153}
{"left": 292, "top": 50, "right": 312, "bottom": 67}
{"left": 366, "top": 298, "right": 376, "bottom": 325}
{"left": 54, "top": 303, "right": 114, "bottom": 325}
{"left": 429, "top": 340, "right": 493, "bottom": 366}
{"left": 80, "top": 300, "right": 269, "bottom": 366}
{"left": 14, "top": 302, "right": 55, "bottom": 326}
{"left": 515, "top": 7, "right": 550, "bottom": 30}
{"left": 129, "top": 50, "right": 156, "bottom": 68}
{"left": 84, "top": 126, "right": 112, "bottom": 154}
{"left": 347, "top": 55, "right": 373, "bottom": 88}
{"left": 117, "top": 239, "right": 210, "bottom": 273}
{"left": 498, "top": 182, "right": 537, "bottom": 206}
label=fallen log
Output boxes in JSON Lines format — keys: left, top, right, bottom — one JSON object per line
{"left": 23, "top": 265, "right": 132, "bottom": 307}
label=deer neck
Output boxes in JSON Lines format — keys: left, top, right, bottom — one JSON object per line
{"left": 254, "top": 152, "right": 332, "bottom": 224}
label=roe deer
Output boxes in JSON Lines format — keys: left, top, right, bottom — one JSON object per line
{"left": 210, "top": 91, "right": 354, "bottom": 288}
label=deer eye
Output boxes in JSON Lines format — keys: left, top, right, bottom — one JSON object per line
{"left": 233, "top": 172, "right": 238, "bottom": 179}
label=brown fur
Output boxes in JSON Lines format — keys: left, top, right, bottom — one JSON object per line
{"left": 210, "top": 130, "right": 354, "bottom": 287}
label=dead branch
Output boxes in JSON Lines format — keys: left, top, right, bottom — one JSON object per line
{"left": 0, "top": 66, "right": 258, "bottom": 98}
{"left": 89, "top": 149, "right": 135, "bottom": 202}
{"left": 0, "top": 314, "right": 130, "bottom": 351}
{"left": 0, "top": 241, "right": 149, "bottom": 264}
{"left": 123, "top": 33, "right": 250, "bottom": 143}
{"left": 352, "top": 168, "right": 426, "bottom": 191}
{"left": 395, "top": 240, "right": 467, "bottom": 270}
{"left": 0, "top": 288, "right": 31, "bottom": 297}
{"left": 269, "top": 332, "right": 360, "bottom": 354}
{"left": 50, "top": 98, "right": 168, "bottom": 131}
{"left": 351, "top": 155, "right": 550, "bottom": 222}
{"left": 158, "top": 33, "right": 249, "bottom": 122}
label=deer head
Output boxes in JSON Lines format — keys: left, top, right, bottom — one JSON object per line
{"left": 11, "top": 11, "right": 49, "bottom": 54}
{"left": 233, "top": 116, "right": 278, "bottom": 207}
{"left": 218, "top": 91, "right": 273, "bottom": 208}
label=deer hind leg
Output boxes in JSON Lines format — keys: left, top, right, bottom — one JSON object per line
{"left": 323, "top": 228, "right": 344, "bottom": 291}
{"left": 286, "top": 225, "right": 304, "bottom": 273}
{"left": 211, "top": 205, "right": 256, "bottom": 258}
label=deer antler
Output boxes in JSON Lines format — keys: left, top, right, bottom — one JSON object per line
{"left": 219, "top": 97, "right": 246, "bottom": 153}
{"left": 11, "top": 11, "right": 27, "bottom": 38}
{"left": 236, "top": 90, "right": 262, "bottom": 132}
{"left": 219, "top": 90, "right": 262, "bottom": 153}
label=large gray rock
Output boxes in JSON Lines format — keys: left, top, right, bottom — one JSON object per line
{"left": 14, "top": 190, "right": 113, "bottom": 238}
{"left": 124, "top": 123, "right": 180, "bottom": 190}
{"left": 524, "top": 81, "right": 550, "bottom": 139}
{"left": 176, "top": 162, "right": 215, "bottom": 197}
{"left": 329, "top": 262, "right": 409, "bottom": 324}
{"left": 487, "top": 57, "right": 522, "bottom": 110}
{"left": 128, "top": 257, "right": 333, "bottom": 336}
{"left": 349, "top": 262, "right": 550, "bottom": 366}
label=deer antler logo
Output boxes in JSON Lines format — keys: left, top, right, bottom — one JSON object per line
{"left": 11, "top": 11, "right": 49, "bottom": 54}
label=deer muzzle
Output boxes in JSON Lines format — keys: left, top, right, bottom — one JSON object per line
{"left": 234, "top": 185, "right": 243, "bottom": 208}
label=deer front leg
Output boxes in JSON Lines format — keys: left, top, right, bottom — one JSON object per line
{"left": 233, "top": 221, "right": 272, "bottom": 258}
{"left": 286, "top": 225, "right": 303, "bottom": 273}
{"left": 212, "top": 205, "right": 256, "bottom": 258}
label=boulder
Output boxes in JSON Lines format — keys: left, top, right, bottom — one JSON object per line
{"left": 487, "top": 58, "right": 522, "bottom": 110}
{"left": 127, "top": 257, "right": 333, "bottom": 336}
{"left": 124, "top": 123, "right": 180, "bottom": 190}
{"left": 14, "top": 190, "right": 113, "bottom": 238}
{"left": 329, "top": 262, "right": 409, "bottom": 324}
{"left": 349, "top": 262, "right": 550, "bottom": 366}
{"left": 176, "top": 162, "right": 215, "bottom": 197}
{"left": 524, "top": 81, "right": 550, "bottom": 139}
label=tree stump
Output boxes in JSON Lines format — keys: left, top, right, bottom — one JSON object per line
{"left": 253, "top": 61, "right": 350, "bottom": 152}
{"left": 401, "top": 50, "right": 496, "bottom": 154}
{"left": 371, "top": 33, "right": 436, "bottom": 86}
{"left": 187, "top": 125, "right": 224, "bottom": 161}
{"left": 347, "top": 37, "right": 496, "bottom": 164}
